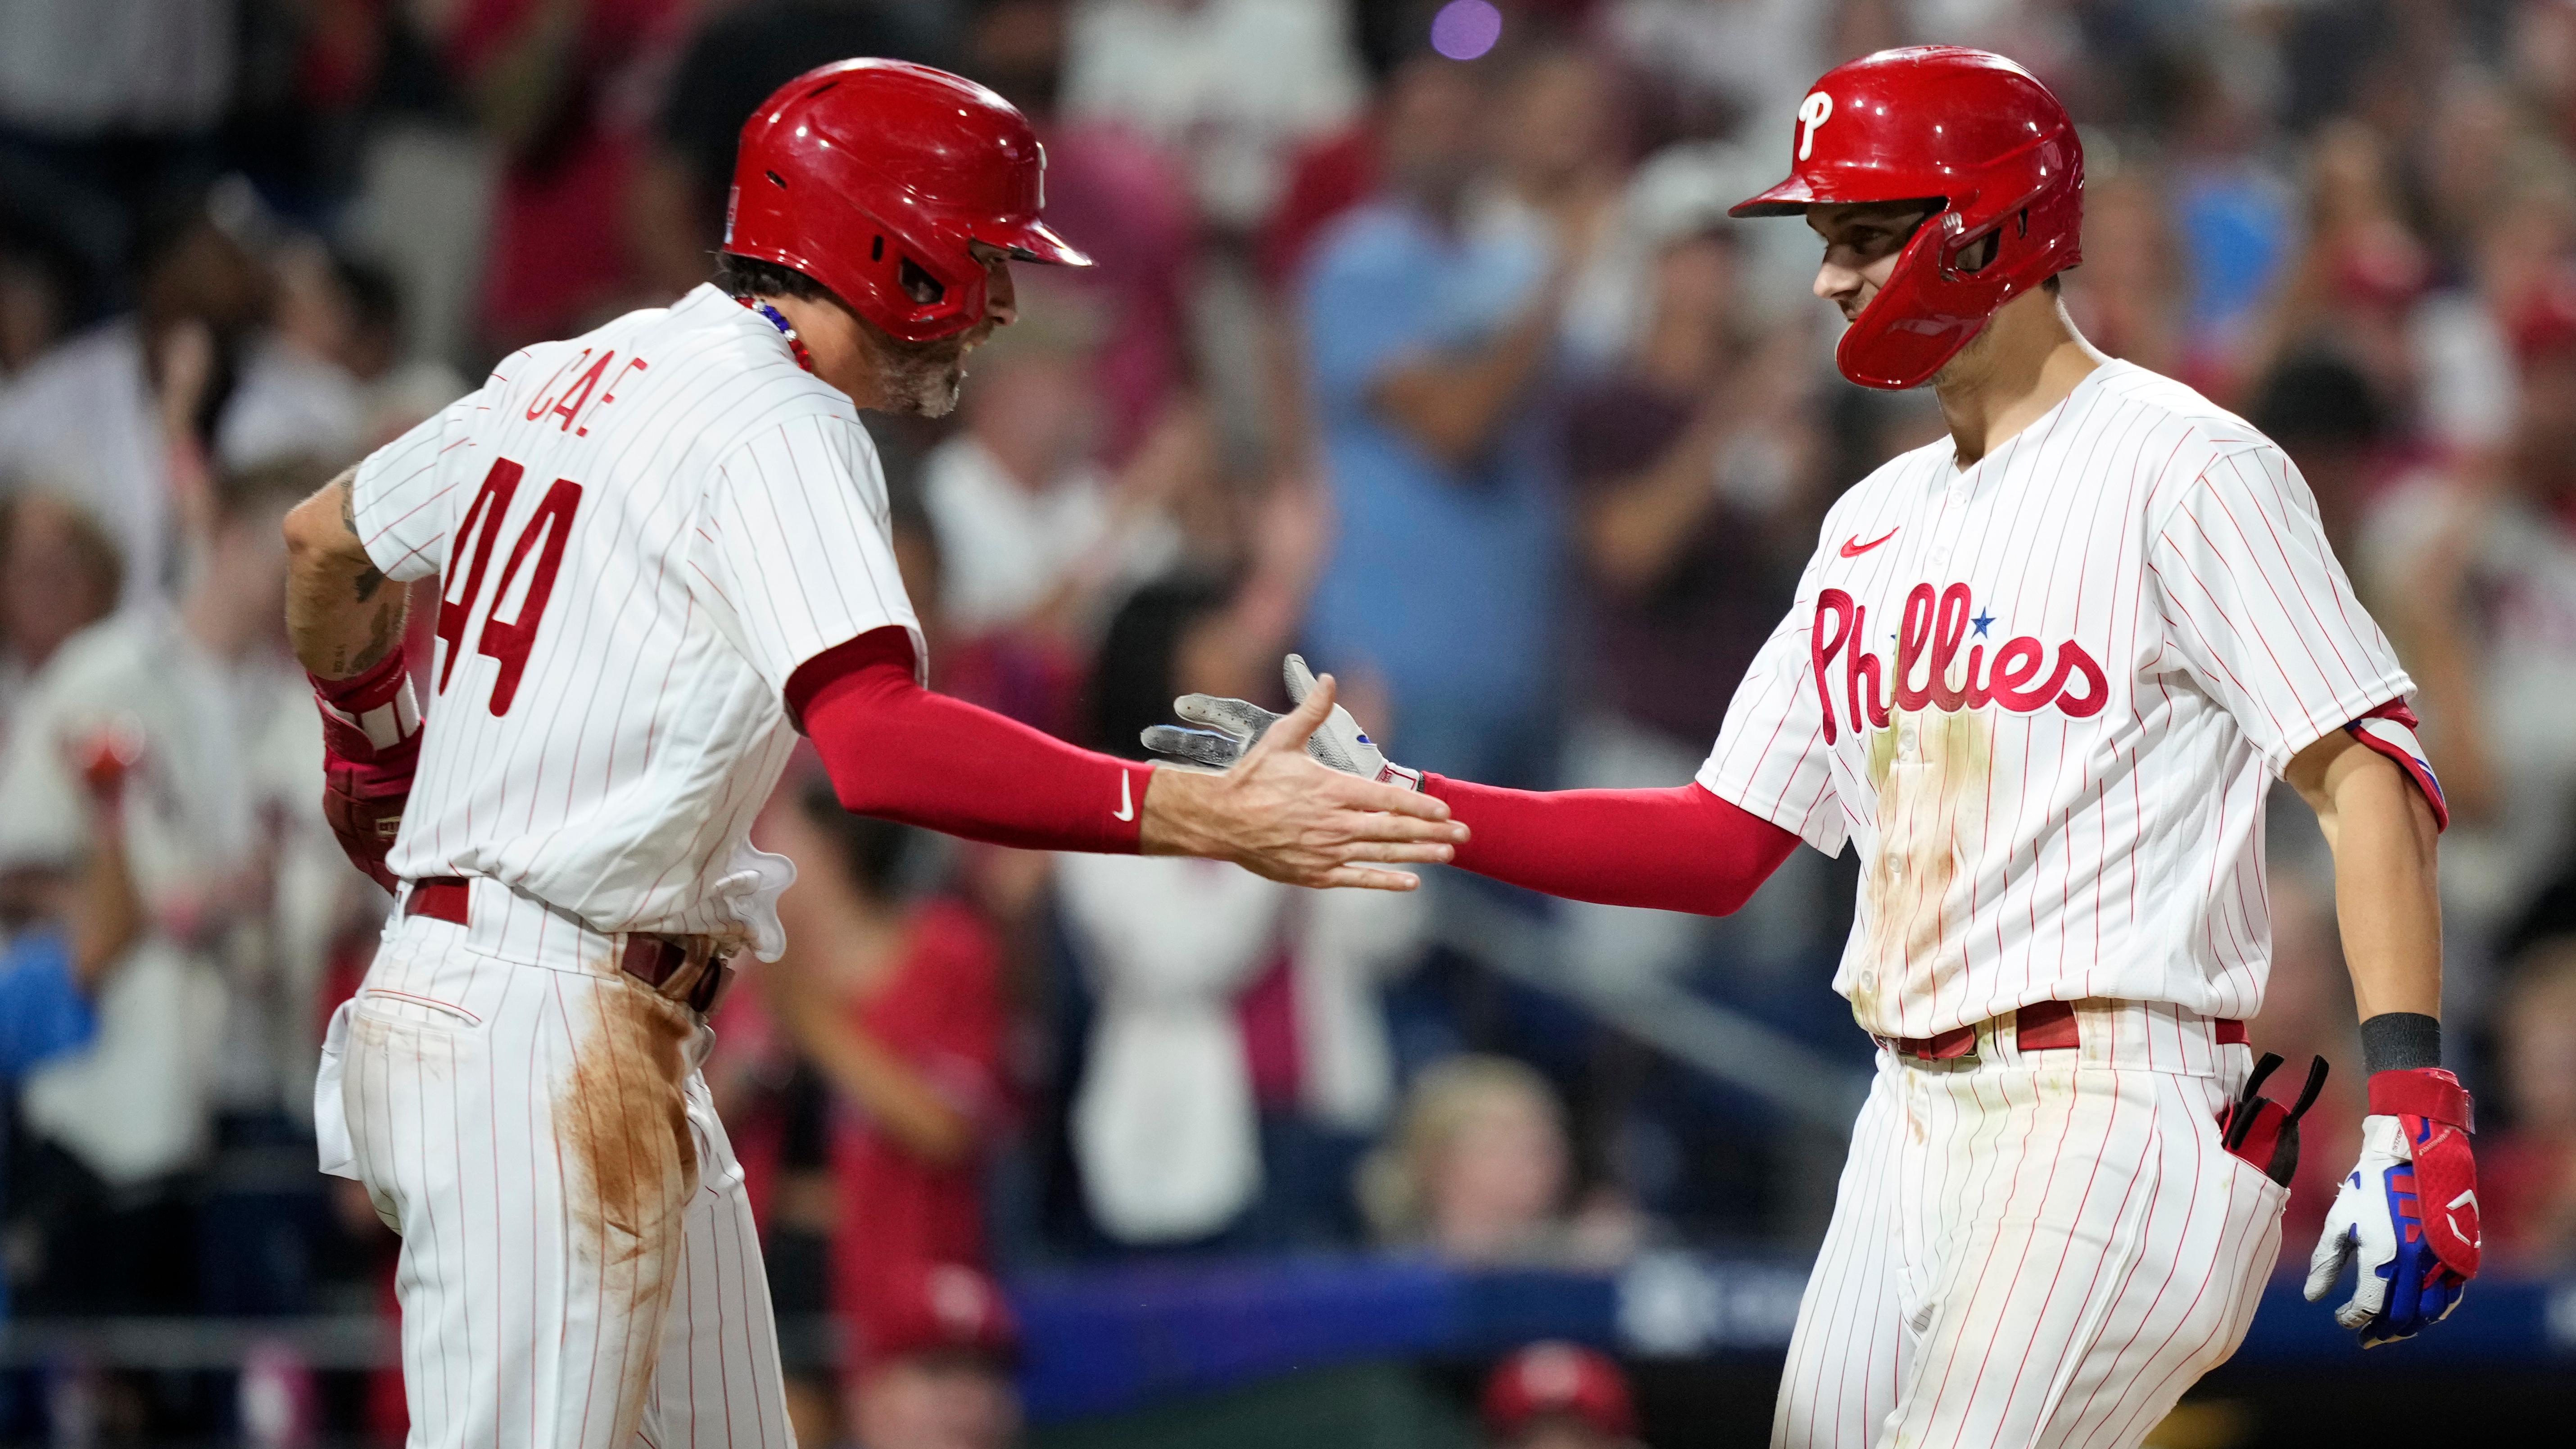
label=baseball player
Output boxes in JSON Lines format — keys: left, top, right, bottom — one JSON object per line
{"left": 1154, "top": 48, "right": 2477, "bottom": 1447}
{"left": 279, "top": 59, "right": 1462, "bottom": 1449}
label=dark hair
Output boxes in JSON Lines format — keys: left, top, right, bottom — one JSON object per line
{"left": 796, "top": 783, "right": 914, "bottom": 900}
{"left": 1089, "top": 575, "right": 1233, "bottom": 760}
{"left": 715, "top": 252, "right": 838, "bottom": 305}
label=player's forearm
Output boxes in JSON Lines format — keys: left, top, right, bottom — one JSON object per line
{"left": 285, "top": 471, "right": 409, "bottom": 680}
{"left": 799, "top": 631, "right": 1460, "bottom": 886}
{"left": 795, "top": 630, "right": 1152, "bottom": 855}
{"left": 2309, "top": 746, "right": 2445, "bottom": 1021}
{"left": 1422, "top": 776, "right": 1798, "bottom": 915}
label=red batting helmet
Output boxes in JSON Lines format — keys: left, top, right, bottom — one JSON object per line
{"left": 724, "top": 59, "right": 1091, "bottom": 344}
{"left": 1732, "top": 46, "right": 2083, "bottom": 390}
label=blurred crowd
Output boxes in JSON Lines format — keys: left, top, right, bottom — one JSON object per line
{"left": 9, "top": 0, "right": 2576, "bottom": 1444}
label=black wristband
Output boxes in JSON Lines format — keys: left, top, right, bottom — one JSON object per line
{"left": 2359, "top": 1012, "right": 2443, "bottom": 1075}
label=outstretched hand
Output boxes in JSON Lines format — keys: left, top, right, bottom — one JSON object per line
{"left": 1139, "top": 670, "right": 1461, "bottom": 890}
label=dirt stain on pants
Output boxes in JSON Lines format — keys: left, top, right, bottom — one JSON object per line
{"left": 552, "top": 973, "right": 699, "bottom": 1444}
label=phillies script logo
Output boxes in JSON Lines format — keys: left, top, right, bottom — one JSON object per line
{"left": 1813, "top": 584, "right": 2109, "bottom": 743}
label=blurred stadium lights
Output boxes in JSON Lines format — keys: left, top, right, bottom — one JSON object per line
{"left": 1429, "top": 0, "right": 1503, "bottom": 62}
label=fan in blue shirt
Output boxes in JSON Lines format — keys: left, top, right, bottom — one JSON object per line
{"left": 1297, "top": 55, "right": 1579, "bottom": 785}
{"left": 0, "top": 729, "right": 146, "bottom": 1321}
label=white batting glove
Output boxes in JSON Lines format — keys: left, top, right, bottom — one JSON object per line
{"left": 2302, "top": 1069, "right": 2480, "bottom": 1348}
{"left": 1142, "top": 654, "right": 1422, "bottom": 789}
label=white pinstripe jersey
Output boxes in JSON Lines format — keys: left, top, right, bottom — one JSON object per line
{"left": 1699, "top": 359, "right": 2411, "bottom": 1039}
{"left": 349, "top": 285, "right": 923, "bottom": 960}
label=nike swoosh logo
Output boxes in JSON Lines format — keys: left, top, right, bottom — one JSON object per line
{"left": 1841, "top": 527, "right": 1899, "bottom": 557}
{"left": 1113, "top": 771, "right": 1135, "bottom": 822}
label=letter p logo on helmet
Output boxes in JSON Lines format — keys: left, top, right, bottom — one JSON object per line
{"left": 1797, "top": 92, "right": 1834, "bottom": 160}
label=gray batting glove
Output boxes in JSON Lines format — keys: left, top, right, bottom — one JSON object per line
{"left": 1142, "top": 654, "right": 1423, "bottom": 789}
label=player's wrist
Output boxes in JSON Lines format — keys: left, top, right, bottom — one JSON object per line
{"left": 310, "top": 646, "right": 407, "bottom": 706}
{"left": 2366, "top": 1064, "right": 2474, "bottom": 1130}
{"left": 2358, "top": 1010, "right": 2442, "bottom": 1075}
{"left": 312, "top": 650, "right": 420, "bottom": 762}
{"left": 1136, "top": 761, "right": 1222, "bottom": 859}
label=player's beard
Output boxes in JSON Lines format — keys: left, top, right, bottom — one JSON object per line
{"left": 869, "top": 322, "right": 993, "bottom": 418}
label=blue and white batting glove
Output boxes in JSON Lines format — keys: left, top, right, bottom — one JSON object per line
{"left": 1142, "top": 654, "right": 1422, "bottom": 789}
{"left": 2303, "top": 1069, "right": 2481, "bottom": 1348}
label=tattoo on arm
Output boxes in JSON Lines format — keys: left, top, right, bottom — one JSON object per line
{"left": 337, "top": 476, "right": 387, "bottom": 600}
{"left": 298, "top": 469, "right": 406, "bottom": 679}
{"left": 353, "top": 592, "right": 403, "bottom": 673}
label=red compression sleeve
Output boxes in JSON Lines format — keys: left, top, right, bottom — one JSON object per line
{"left": 791, "top": 629, "right": 1154, "bottom": 854}
{"left": 1423, "top": 775, "right": 1798, "bottom": 915}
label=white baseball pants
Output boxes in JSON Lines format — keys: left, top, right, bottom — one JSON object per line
{"left": 1772, "top": 1001, "right": 2287, "bottom": 1449}
{"left": 316, "top": 880, "right": 795, "bottom": 1449}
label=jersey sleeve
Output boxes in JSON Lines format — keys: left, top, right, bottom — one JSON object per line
{"left": 1696, "top": 552, "right": 1847, "bottom": 857}
{"left": 2147, "top": 442, "right": 2415, "bottom": 772}
{"left": 348, "top": 377, "right": 496, "bottom": 583}
{"left": 690, "top": 412, "right": 926, "bottom": 697}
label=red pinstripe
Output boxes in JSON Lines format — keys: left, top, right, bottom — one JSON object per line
{"left": 344, "top": 920, "right": 792, "bottom": 1449}
{"left": 1740, "top": 359, "right": 2345, "bottom": 1446}
{"left": 2212, "top": 452, "right": 2365, "bottom": 692}
{"left": 1979, "top": 1074, "right": 2149, "bottom": 1444}
{"left": 1777, "top": 1030, "right": 2283, "bottom": 1448}
{"left": 345, "top": 285, "right": 920, "bottom": 951}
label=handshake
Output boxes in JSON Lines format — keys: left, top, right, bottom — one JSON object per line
{"left": 1147, "top": 653, "right": 1422, "bottom": 789}
{"left": 1138, "top": 655, "right": 1455, "bottom": 891}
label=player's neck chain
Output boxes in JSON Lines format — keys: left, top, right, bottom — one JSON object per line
{"left": 735, "top": 295, "right": 815, "bottom": 374}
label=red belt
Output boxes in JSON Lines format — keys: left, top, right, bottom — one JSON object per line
{"left": 1881, "top": 999, "right": 2248, "bottom": 1060}
{"left": 402, "top": 876, "right": 733, "bottom": 1014}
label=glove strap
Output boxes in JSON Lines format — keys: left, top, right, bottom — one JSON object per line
{"left": 1378, "top": 762, "right": 1423, "bottom": 791}
{"left": 2368, "top": 1067, "right": 2473, "bottom": 1132}
{"left": 313, "top": 651, "right": 421, "bottom": 760}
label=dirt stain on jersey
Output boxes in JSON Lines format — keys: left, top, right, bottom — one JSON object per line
{"left": 552, "top": 972, "right": 698, "bottom": 1437}
{"left": 1855, "top": 704, "right": 1992, "bottom": 1029}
